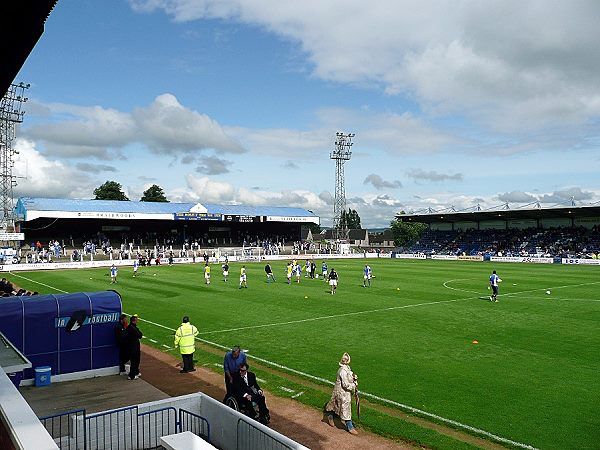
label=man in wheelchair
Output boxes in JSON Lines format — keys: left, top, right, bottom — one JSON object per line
{"left": 230, "top": 363, "right": 270, "bottom": 425}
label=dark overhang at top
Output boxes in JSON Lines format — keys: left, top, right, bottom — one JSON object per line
{"left": 0, "top": 0, "right": 58, "bottom": 95}
{"left": 396, "top": 205, "right": 600, "bottom": 225}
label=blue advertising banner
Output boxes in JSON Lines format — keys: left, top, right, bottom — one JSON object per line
{"left": 174, "top": 212, "right": 222, "bottom": 221}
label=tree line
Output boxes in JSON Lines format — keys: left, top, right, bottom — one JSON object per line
{"left": 93, "top": 180, "right": 168, "bottom": 202}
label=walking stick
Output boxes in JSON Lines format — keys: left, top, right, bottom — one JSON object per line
{"left": 355, "top": 388, "right": 361, "bottom": 419}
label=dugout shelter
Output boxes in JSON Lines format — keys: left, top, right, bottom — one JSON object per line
{"left": 0, "top": 290, "right": 122, "bottom": 387}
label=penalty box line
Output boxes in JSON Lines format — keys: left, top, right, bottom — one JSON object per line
{"left": 9, "top": 273, "right": 538, "bottom": 450}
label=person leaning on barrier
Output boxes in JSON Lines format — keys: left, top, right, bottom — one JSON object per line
{"left": 174, "top": 316, "right": 199, "bottom": 373}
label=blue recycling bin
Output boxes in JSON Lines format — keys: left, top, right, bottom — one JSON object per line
{"left": 34, "top": 366, "right": 52, "bottom": 387}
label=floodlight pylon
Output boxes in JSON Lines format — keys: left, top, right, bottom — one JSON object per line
{"left": 0, "top": 82, "right": 29, "bottom": 231}
{"left": 330, "top": 132, "right": 354, "bottom": 240}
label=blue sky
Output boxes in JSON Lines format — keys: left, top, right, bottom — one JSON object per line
{"left": 12, "top": 0, "right": 600, "bottom": 228}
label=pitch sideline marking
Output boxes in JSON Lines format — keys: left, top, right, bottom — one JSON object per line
{"left": 137, "top": 315, "right": 537, "bottom": 450}
{"left": 200, "top": 278, "right": 600, "bottom": 335}
{"left": 8, "top": 272, "right": 69, "bottom": 293}
{"left": 21, "top": 273, "right": 599, "bottom": 448}
{"left": 200, "top": 297, "right": 469, "bottom": 335}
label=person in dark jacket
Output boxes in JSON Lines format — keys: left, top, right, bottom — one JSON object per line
{"left": 126, "top": 314, "right": 143, "bottom": 380}
{"left": 232, "top": 363, "right": 270, "bottom": 424}
{"left": 115, "top": 314, "right": 129, "bottom": 375}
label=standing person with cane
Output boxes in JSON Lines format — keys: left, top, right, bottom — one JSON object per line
{"left": 324, "top": 352, "right": 359, "bottom": 435}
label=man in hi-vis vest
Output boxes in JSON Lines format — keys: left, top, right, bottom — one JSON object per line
{"left": 174, "top": 316, "right": 199, "bottom": 373}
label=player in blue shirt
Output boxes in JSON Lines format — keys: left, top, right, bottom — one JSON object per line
{"left": 489, "top": 270, "right": 502, "bottom": 302}
{"left": 110, "top": 264, "right": 118, "bottom": 284}
{"left": 363, "top": 264, "right": 372, "bottom": 287}
{"left": 133, "top": 259, "right": 139, "bottom": 277}
{"left": 321, "top": 261, "right": 328, "bottom": 281}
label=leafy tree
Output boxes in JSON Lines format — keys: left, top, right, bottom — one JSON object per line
{"left": 140, "top": 184, "right": 169, "bottom": 202}
{"left": 306, "top": 223, "right": 321, "bottom": 234}
{"left": 390, "top": 217, "right": 427, "bottom": 248}
{"left": 339, "top": 208, "right": 361, "bottom": 229}
{"left": 93, "top": 181, "right": 129, "bottom": 201}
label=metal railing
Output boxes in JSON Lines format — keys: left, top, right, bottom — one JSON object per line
{"left": 236, "top": 418, "right": 293, "bottom": 450}
{"left": 39, "top": 408, "right": 86, "bottom": 450}
{"left": 179, "top": 408, "right": 210, "bottom": 442}
{"left": 86, "top": 405, "right": 137, "bottom": 450}
{"left": 137, "top": 406, "right": 177, "bottom": 449}
{"left": 40, "top": 404, "right": 211, "bottom": 450}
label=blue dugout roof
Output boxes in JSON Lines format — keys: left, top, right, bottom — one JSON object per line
{"left": 15, "top": 197, "right": 319, "bottom": 223}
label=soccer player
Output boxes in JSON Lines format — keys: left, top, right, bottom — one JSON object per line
{"left": 239, "top": 266, "right": 247, "bottom": 289}
{"left": 294, "top": 262, "right": 302, "bottom": 283}
{"left": 329, "top": 268, "right": 338, "bottom": 294}
{"left": 305, "top": 259, "right": 311, "bottom": 277}
{"left": 363, "top": 264, "right": 372, "bottom": 288}
{"left": 322, "top": 261, "right": 328, "bottom": 281}
{"left": 204, "top": 263, "right": 211, "bottom": 285}
{"left": 489, "top": 270, "right": 502, "bottom": 302}
{"left": 110, "top": 264, "right": 118, "bottom": 284}
{"left": 286, "top": 262, "right": 293, "bottom": 285}
{"left": 222, "top": 262, "right": 229, "bottom": 282}
{"left": 133, "top": 259, "right": 139, "bottom": 277}
{"left": 265, "top": 263, "right": 275, "bottom": 283}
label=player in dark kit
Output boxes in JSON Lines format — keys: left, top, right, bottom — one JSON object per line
{"left": 265, "top": 263, "right": 276, "bottom": 283}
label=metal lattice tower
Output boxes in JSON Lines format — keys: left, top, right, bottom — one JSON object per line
{"left": 0, "top": 82, "right": 29, "bottom": 231}
{"left": 330, "top": 132, "right": 354, "bottom": 240}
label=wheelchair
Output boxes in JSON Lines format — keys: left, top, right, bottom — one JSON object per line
{"left": 224, "top": 393, "right": 268, "bottom": 424}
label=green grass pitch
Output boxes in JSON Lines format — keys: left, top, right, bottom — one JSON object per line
{"left": 8, "top": 259, "right": 600, "bottom": 449}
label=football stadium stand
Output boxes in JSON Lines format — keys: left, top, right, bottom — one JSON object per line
{"left": 398, "top": 204, "right": 600, "bottom": 258}
{"left": 14, "top": 197, "right": 319, "bottom": 257}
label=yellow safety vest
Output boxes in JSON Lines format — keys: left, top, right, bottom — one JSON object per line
{"left": 174, "top": 323, "right": 198, "bottom": 355}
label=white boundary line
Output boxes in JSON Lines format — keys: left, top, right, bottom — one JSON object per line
{"left": 23, "top": 273, "right": 600, "bottom": 449}
{"left": 8, "top": 272, "right": 69, "bottom": 293}
{"left": 138, "top": 315, "right": 538, "bottom": 449}
{"left": 200, "top": 297, "right": 469, "bottom": 335}
{"left": 442, "top": 279, "right": 481, "bottom": 295}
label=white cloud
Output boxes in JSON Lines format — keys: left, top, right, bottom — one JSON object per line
{"left": 134, "top": 94, "right": 244, "bottom": 154}
{"left": 24, "top": 94, "right": 243, "bottom": 159}
{"left": 129, "top": 0, "right": 600, "bottom": 131}
{"left": 12, "top": 139, "right": 94, "bottom": 198}
{"left": 497, "top": 190, "right": 537, "bottom": 204}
